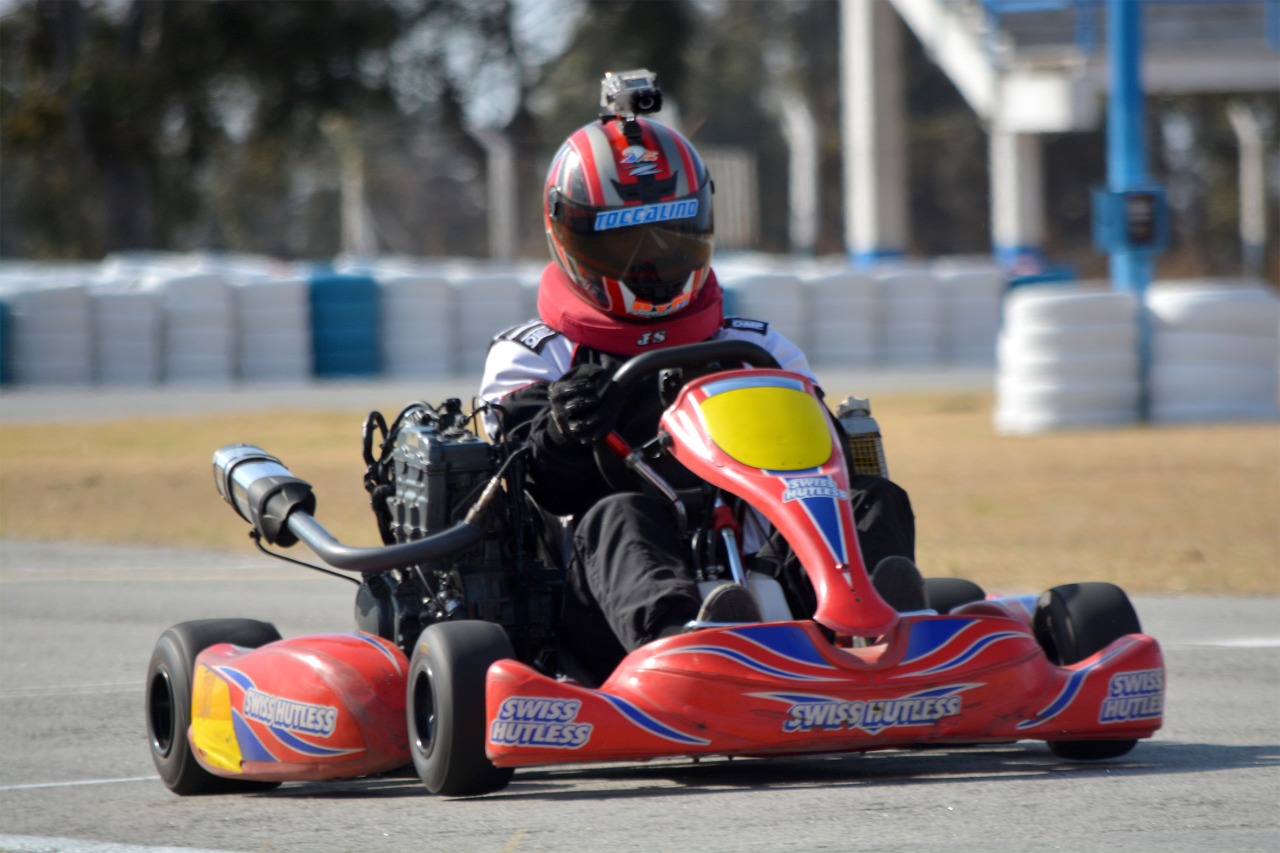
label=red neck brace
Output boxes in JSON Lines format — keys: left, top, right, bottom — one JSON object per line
{"left": 537, "top": 263, "right": 724, "bottom": 357}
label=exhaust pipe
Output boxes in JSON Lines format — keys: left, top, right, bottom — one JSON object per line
{"left": 212, "top": 443, "right": 491, "bottom": 575}
{"left": 212, "top": 444, "right": 316, "bottom": 547}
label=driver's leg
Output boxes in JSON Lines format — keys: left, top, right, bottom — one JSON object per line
{"left": 568, "top": 493, "right": 701, "bottom": 659}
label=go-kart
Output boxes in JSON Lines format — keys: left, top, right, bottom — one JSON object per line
{"left": 145, "top": 340, "right": 1164, "bottom": 797}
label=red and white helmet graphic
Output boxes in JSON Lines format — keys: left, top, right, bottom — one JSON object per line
{"left": 544, "top": 117, "right": 714, "bottom": 321}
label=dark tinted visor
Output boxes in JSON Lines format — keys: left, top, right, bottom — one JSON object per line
{"left": 550, "top": 179, "right": 714, "bottom": 304}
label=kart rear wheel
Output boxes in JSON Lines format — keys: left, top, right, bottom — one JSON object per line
{"left": 923, "top": 577, "right": 986, "bottom": 614}
{"left": 1033, "top": 582, "right": 1142, "bottom": 761}
{"left": 146, "top": 619, "right": 283, "bottom": 795}
{"left": 407, "top": 621, "right": 515, "bottom": 796}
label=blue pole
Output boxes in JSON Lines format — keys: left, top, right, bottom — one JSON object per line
{"left": 1106, "top": 0, "right": 1152, "bottom": 417}
{"left": 1107, "top": 0, "right": 1150, "bottom": 294}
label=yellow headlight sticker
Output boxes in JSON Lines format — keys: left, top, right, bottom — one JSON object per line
{"left": 190, "top": 662, "right": 243, "bottom": 773}
{"left": 698, "top": 378, "right": 833, "bottom": 470}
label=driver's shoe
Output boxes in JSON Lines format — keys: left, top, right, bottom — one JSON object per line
{"left": 697, "top": 583, "right": 763, "bottom": 624}
{"left": 871, "top": 556, "right": 927, "bottom": 612}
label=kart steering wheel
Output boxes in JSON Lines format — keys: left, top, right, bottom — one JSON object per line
{"left": 590, "top": 340, "right": 782, "bottom": 492}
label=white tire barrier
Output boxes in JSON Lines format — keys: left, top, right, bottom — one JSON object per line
{"left": 1146, "top": 281, "right": 1278, "bottom": 334}
{"left": 1003, "top": 285, "right": 1136, "bottom": 326}
{"left": 379, "top": 275, "right": 453, "bottom": 379}
{"left": 1145, "top": 282, "right": 1279, "bottom": 423}
{"left": 721, "top": 273, "right": 809, "bottom": 354}
{"left": 998, "top": 322, "right": 1139, "bottom": 355}
{"left": 3, "top": 253, "right": 1275, "bottom": 420}
{"left": 452, "top": 274, "right": 531, "bottom": 378}
{"left": 93, "top": 289, "right": 162, "bottom": 385}
{"left": 234, "top": 278, "right": 311, "bottom": 382}
{"left": 152, "top": 273, "right": 235, "bottom": 384}
{"left": 935, "top": 267, "right": 1006, "bottom": 364}
{"left": 3, "top": 282, "right": 94, "bottom": 385}
{"left": 872, "top": 268, "right": 941, "bottom": 365}
{"left": 996, "top": 287, "right": 1141, "bottom": 434}
{"left": 804, "top": 271, "right": 875, "bottom": 367}
{"left": 1153, "top": 331, "right": 1278, "bottom": 366}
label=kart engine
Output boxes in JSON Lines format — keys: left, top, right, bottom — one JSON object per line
{"left": 359, "top": 400, "right": 559, "bottom": 665}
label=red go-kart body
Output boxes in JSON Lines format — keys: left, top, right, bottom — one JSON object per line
{"left": 165, "top": 354, "right": 1163, "bottom": 795}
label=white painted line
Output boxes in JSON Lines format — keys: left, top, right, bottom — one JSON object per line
{"left": 1165, "top": 637, "right": 1280, "bottom": 649}
{"left": 0, "top": 683, "right": 142, "bottom": 699}
{"left": 0, "top": 775, "right": 159, "bottom": 792}
{"left": 0, "top": 836, "right": 248, "bottom": 853}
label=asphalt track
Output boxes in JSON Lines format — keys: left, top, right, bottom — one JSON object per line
{"left": 0, "top": 375, "right": 1277, "bottom": 852}
{"left": 1, "top": 540, "right": 1276, "bottom": 853}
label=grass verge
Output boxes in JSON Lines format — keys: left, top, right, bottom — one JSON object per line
{"left": 1, "top": 393, "right": 1276, "bottom": 595}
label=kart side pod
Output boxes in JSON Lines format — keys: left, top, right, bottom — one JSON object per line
{"left": 191, "top": 632, "right": 411, "bottom": 782}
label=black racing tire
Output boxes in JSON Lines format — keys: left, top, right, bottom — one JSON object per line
{"left": 923, "top": 577, "right": 987, "bottom": 614}
{"left": 1032, "top": 582, "right": 1142, "bottom": 761}
{"left": 146, "top": 618, "right": 283, "bottom": 795}
{"left": 407, "top": 621, "right": 515, "bottom": 797}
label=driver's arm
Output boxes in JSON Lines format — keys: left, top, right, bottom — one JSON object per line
{"left": 480, "top": 341, "right": 612, "bottom": 517}
{"left": 494, "top": 380, "right": 613, "bottom": 516}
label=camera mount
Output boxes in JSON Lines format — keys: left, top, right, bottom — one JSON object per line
{"left": 600, "top": 69, "right": 663, "bottom": 122}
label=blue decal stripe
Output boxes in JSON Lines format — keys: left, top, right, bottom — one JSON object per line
{"left": 750, "top": 691, "right": 843, "bottom": 705}
{"left": 266, "top": 725, "right": 364, "bottom": 757}
{"left": 231, "top": 711, "right": 278, "bottom": 763}
{"left": 345, "top": 632, "right": 403, "bottom": 673}
{"left": 600, "top": 695, "right": 710, "bottom": 745}
{"left": 910, "top": 632, "right": 1026, "bottom": 676}
{"left": 214, "top": 666, "right": 255, "bottom": 691}
{"left": 704, "top": 375, "right": 806, "bottom": 397}
{"left": 664, "top": 646, "right": 842, "bottom": 682}
{"left": 1017, "top": 645, "right": 1128, "bottom": 730}
{"left": 901, "top": 619, "right": 974, "bottom": 665}
{"left": 1018, "top": 669, "right": 1089, "bottom": 730}
{"left": 903, "top": 683, "right": 980, "bottom": 699}
{"left": 802, "top": 495, "right": 848, "bottom": 565}
{"left": 729, "top": 625, "right": 838, "bottom": 668}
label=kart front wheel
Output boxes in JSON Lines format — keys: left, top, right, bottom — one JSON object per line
{"left": 407, "top": 621, "right": 515, "bottom": 796}
{"left": 1033, "top": 582, "right": 1142, "bottom": 761}
{"left": 146, "top": 618, "right": 283, "bottom": 795}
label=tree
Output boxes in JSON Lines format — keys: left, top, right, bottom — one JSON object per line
{"left": 1, "top": 0, "right": 418, "bottom": 259}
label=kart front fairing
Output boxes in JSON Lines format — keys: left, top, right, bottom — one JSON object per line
{"left": 485, "top": 367, "right": 1164, "bottom": 767}
{"left": 661, "top": 368, "right": 897, "bottom": 638}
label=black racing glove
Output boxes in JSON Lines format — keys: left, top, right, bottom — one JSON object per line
{"left": 547, "top": 363, "right": 611, "bottom": 445}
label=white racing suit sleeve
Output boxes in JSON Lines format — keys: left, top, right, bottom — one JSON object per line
{"left": 478, "top": 329, "right": 575, "bottom": 440}
{"left": 714, "top": 323, "right": 818, "bottom": 385}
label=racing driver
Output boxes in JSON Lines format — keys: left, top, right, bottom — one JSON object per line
{"left": 480, "top": 97, "right": 921, "bottom": 686}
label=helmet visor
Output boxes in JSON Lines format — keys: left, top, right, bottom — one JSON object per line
{"left": 550, "top": 179, "right": 714, "bottom": 307}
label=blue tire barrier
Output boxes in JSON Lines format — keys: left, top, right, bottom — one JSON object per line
{"left": 309, "top": 273, "right": 381, "bottom": 377}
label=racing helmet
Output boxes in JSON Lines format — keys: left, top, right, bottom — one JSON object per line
{"left": 544, "top": 117, "right": 714, "bottom": 321}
